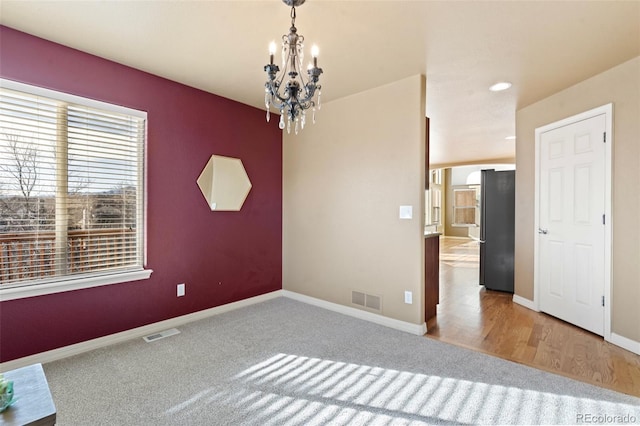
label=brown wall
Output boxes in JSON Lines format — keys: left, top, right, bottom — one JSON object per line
{"left": 515, "top": 56, "right": 640, "bottom": 342}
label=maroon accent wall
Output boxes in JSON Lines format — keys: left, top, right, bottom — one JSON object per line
{"left": 0, "top": 26, "right": 283, "bottom": 362}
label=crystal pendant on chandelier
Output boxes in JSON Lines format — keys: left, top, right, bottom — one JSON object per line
{"left": 264, "top": 0, "right": 323, "bottom": 135}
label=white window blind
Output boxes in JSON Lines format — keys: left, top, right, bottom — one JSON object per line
{"left": 0, "top": 81, "right": 146, "bottom": 288}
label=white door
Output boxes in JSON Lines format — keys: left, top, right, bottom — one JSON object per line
{"left": 537, "top": 112, "right": 608, "bottom": 336}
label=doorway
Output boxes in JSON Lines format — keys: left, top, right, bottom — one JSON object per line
{"left": 534, "top": 104, "right": 612, "bottom": 338}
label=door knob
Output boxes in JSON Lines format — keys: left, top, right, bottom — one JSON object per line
{"left": 538, "top": 228, "right": 548, "bottom": 235}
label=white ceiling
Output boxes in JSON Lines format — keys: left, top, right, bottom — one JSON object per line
{"left": 1, "top": 1, "right": 638, "bottom": 167}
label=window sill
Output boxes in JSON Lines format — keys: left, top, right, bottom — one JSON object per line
{"left": 0, "top": 269, "right": 153, "bottom": 302}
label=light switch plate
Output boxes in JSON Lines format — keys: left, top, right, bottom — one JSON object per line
{"left": 399, "top": 205, "right": 413, "bottom": 219}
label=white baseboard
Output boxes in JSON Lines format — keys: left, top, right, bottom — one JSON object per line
{"left": 512, "top": 294, "right": 539, "bottom": 311}
{"left": 609, "top": 332, "right": 640, "bottom": 356}
{"left": 282, "top": 290, "right": 427, "bottom": 336}
{"left": 6, "top": 285, "right": 632, "bottom": 371}
{"left": 2, "top": 289, "right": 429, "bottom": 371}
{"left": 0, "top": 290, "right": 283, "bottom": 372}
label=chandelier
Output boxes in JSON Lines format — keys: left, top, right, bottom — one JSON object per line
{"left": 264, "top": 0, "right": 323, "bottom": 134}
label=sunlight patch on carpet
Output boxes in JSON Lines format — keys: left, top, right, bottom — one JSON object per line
{"left": 220, "top": 353, "right": 640, "bottom": 425}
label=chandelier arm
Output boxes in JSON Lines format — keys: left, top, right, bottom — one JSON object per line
{"left": 294, "top": 45, "right": 309, "bottom": 88}
{"left": 275, "top": 33, "right": 295, "bottom": 92}
{"left": 272, "top": 63, "right": 293, "bottom": 104}
{"left": 268, "top": 96, "right": 287, "bottom": 111}
{"left": 298, "top": 65, "right": 323, "bottom": 105}
{"left": 270, "top": 90, "right": 291, "bottom": 106}
{"left": 273, "top": 71, "right": 289, "bottom": 97}
{"left": 267, "top": 80, "right": 290, "bottom": 106}
{"left": 295, "top": 86, "right": 319, "bottom": 107}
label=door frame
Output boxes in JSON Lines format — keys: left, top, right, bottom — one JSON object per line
{"left": 533, "top": 103, "right": 613, "bottom": 341}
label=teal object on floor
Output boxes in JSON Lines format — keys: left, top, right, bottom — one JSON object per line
{"left": 0, "top": 379, "right": 15, "bottom": 412}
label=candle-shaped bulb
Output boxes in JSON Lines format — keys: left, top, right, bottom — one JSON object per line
{"left": 311, "top": 45, "right": 319, "bottom": 67}
{"left": 269, "top": 41, "right": 277, "bottom": 64}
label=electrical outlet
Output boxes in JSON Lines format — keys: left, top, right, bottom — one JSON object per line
{"left": 177, "top": 283, "right": 185, "bottom": 297}
{"left": 404, "top": 291, "right": 412, "bottom": 304}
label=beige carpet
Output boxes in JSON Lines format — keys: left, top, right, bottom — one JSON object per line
{"left": 44, "top": 297, "right": 640, "bottom": 425}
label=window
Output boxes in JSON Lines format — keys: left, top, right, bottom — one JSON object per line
{"left": 425, "top": 188, "right": 442, "bottom": 225}
{"left": 430, "top": 169, "right": 442, "bottom": 186}
{"left": 430, "top": 188, "right": 442, "bottom": 224}
{"left": 0, "top": 80, "right": 151, "bottom": 299}
{"left": 425, "top": 168, "right": 443, "bottom": 230}
{"left": 452, "top": 186, "right": 479, "bottom": 226}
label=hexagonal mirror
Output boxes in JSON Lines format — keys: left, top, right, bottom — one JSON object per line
{"left": 196, "top": 155, "right": 252, "bottom": 211}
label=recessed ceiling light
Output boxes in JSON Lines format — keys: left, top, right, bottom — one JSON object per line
{"left": 489, "top": 82, "right": 512, "bottom": 92}
{"left": 505, "top": 136, "right": 516, "bottom": 140}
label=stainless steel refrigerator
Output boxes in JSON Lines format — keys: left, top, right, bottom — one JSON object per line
{"left": 479, "top": 169, "right": 515, "bottom": 293}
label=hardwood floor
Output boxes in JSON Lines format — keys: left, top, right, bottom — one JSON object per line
{"left": 426, "top": 236, "right": 640, "bottom": 398}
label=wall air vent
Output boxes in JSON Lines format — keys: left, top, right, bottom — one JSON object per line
{"left": 352, "top": 291, "right": 366, "bottom": 307}
{"left": 365, "top": 294, "right": 381, "bottom": 311}
{"left": 351, "top": 290, "right": 382, "bottom": 312}
{"left": 143, "top": 328, "right": 180, "bottom": 343}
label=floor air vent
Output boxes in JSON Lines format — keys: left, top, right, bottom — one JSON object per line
{"left": 143, "top": 328, "right": 180, "bottom": 343}
{"left": 351, "top": 291, "right": 382, "bottom": 312}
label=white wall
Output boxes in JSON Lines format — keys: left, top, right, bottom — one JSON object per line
{"left": 283, "top": 75, "right": 427, "bottom": 325}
